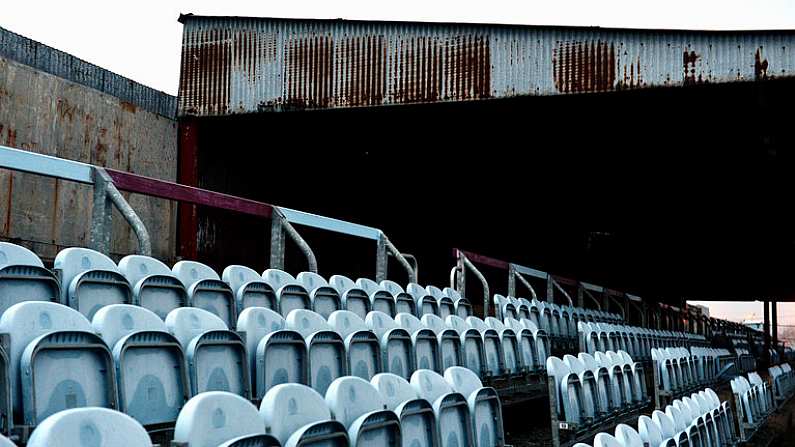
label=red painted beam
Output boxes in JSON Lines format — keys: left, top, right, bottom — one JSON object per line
{"left": 453, "top": 249, "right": 510, "bottom": 270}
{"left": 551, "top": 275, "right": 579, "bottom": 287}
{"left": 106, "top": 169, "right": 274, "bottom": 218}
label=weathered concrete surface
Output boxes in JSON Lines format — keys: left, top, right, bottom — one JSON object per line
{"left": 0, "top": 56, "right": 178, "bottom": 262}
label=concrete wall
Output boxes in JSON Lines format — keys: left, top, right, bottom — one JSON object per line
{"left": 0, "top": 56, "right": 178, "bottom": 262}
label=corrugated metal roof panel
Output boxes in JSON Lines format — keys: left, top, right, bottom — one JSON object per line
{"left": 0, "top": 26, "right": 177, "bottom": 118}
{"left": 177, "top": 15, "right": 795, "bottom": 116}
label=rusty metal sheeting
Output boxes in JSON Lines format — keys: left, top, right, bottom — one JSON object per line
{"left": 0, "top": 26, "right": 176, "bottom": 118}
{"left": 177, "top": 15, "right": 795, "bottom": 115}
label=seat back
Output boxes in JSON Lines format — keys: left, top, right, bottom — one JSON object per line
{"left": 375, "top": 373, "right": 438, "bottom": 447}
{"left": 263, "top": 269, "right": 311, "bottom": 317}
{"left": 166, "top": 308, "right": 250, "bottom": 397}
{"left": 223, "top": 265, "right": 277, "bottom": 312}
{"left": 236, "top": 307, "right": 285, "bottom": 378}
{"left": 54, "top": 247, "right": 132, "bottom": 319}
{"left": 325, "top": 376, "right": 399, "bottom": 446}
{"left": 0, "top": 301, "right": 115, "bottom": 426}
{"left": 0, "top": 242, "right": 59, "bottom": 315}
{"left": 174, "top": 260, "right": 236, "bottom": 326}
{"left": 366, "top": 311, "right": 413, "bottom": 380}
{"left": 92, "top": 304, "right": 189, "bottom": 425}
{"left": 407, "top": 283, "right": 439, "bottom": 316}
{"left": 330, "top": 275, "right": 371, "bottom": 320}
{"left": 412, "top": 370, "right": 473, "bottom": 447}
{"left": 446, "top": 367, "right": 504, "bottom": 447}
{"left": 27, "top": 407, "right": 152, "bottom": 447}
{"left": 638, "top": 415, "right": 663, "bottom": 447}
{"left": 173, "top": 392, "right": 264, "bottom": 447}
{"left": 329, "top": 311, "right": 381, "bottom": 380}
{"left": 287, "top": 310, "right": 345, "bottom": 395}
{"left": 119, "top": 255, "right": 188, "bottom": 319}
{"left": 261, "top": 383, "right": 331, "bottom": 445}
{"left": 256, "top": 329, "right": 309, "bottom": 397}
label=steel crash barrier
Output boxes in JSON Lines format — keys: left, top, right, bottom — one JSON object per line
{"left": 0, "top": 145, "right": 416, "bottom": 283}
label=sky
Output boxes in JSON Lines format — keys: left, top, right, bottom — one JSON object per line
{"left": 4, "top": 2, "right": 795, "bottom": 329}
{"left": 3, "top": 1, "right": 795, "bottom": 95}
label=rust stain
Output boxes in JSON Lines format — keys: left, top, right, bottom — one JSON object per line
{"left": 755, "top": 48, "right": 769, "bottom": 80}
{"left": 120, "top": 101, "right": 137, "bottom": 113}
{"left": 56, "top": 98, "right": 76, "bottom": 121}
{"left": 3, "top": 174, "right": 12, "bottom": 236}
{"left": 5, "top": 127, "right": 17, "bottom": 147}
{"left": 553, "top": 40, "right": 615, "bottom": 93}
{"left": 683, "top": 50, "right": 700, "bottom": 85}
{"left": 284, "top": 34, "right": 335, "bottom": 109}
{"left": 94, "top": 128, "right": 109, "bottom": 166}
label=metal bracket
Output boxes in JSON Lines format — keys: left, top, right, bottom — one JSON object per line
{"left": 90, "top": 167, "right": 152, "bottom": 256}
{"left": 269, "top": 210, "right": 317, "bottom": 272}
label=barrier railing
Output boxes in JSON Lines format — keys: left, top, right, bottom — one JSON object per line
{"left": 0, "top": 145, "right": 416, "bottom": 281}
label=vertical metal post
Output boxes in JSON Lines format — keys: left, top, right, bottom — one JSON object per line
{"left": 90, "top": 169, "right": 113, "bottom": 255}
{"left": 376, "top": 234, "right": 388, "bottom": 282}
{"left": 772, "top": 299, "right": 778, "bottom": 353}
{"left": 577, "top": 285, "right": 585, "bottom": 308}
{"left": 507, "top": 264, "right": 516, "bottom": 297}
{"left": 546, "top": 277, "right": 554, "bottom": 303}
{"left": 602, "top": 292, "right": 610, "bottom": 313}
{"left": 763, "top": 299, "right": 770, "bottom": 366}
{"left": 456, "top": 251, "right": 466, "bottom": 301}
{"left": 270, "top": 213, "right": 285, "bottom": 270}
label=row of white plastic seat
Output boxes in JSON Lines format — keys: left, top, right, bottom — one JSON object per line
{"left": 769, "top": 363, "right": 794, "bottom": 404}
{"left": 493, "top": 295, "right": 621, "bottom": 340}
{"left": 0, "top": 299, "right": 542, "bottom": 434}
{"left": 572, "top": 387, "right": 735, "bottom": 447}
{"left": 651, "top": 347, "right": 727, "bottom": 394}
{"left": 10, "top": 366, "right": 504, "bottom": 447}
{"left": 731, "top": 373, "right": 774, "bottom": 433}
{"left": 546, "top": 350, "right": 648, "bottom": 428}
{"left": 0, "top": 242, "right": 474, "bottom": 328}
{"left": 579, "top": 322, "right": 709, "bottom": 362}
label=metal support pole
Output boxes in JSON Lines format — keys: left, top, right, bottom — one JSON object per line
{"left": 270, "top": 213, "right": 286, "bottom": 270}
{"left": 457, "top": 252, "right": 490, "bottom": 317}
{"left": 376, "top": 235, "right": 388, "bottom": 282}
{"left": 456, "top": 253, "right": 466, "bottom": 300}
{"left": 763, "top": 300, "right": 770, "bottom": 366}
{"left": 577, "top": 285, "right": 585, "bottom": 308}
{"left": 90, "top": 167, "right": 151, "bottom": 256}
{"left": 508, "top": 264, "right": 516, "bottom": 297}
{"left": 282, "top": 217, "right": 318, "bottom": 273}
{"left": 402, "top": 254, "right": 419, "bottom": 280}
{"left": 384, "top": 236, "right": 416, "bottom": 283}
{"left": 546, "top": 277, "right": 554, "bottom": 303}
{"left": 772, "top": 299, "right": 778, "bottom": 352}
{"left": 90, "top": 169, "right": 113, "bottom": 255}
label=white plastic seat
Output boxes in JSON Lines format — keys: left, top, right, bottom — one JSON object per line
{"left": 173, "top": 391, "right": 267, "bottom": 447}
{"left": 638, "top": 415, "right": 663, "bottom": 447}
{"left": 614, "top": 424, "right": 643, "bottom": 447}
{"left": 651, "top": 410, "right": 677, "bottom": 440}
{"left": 0, "top": 242, "right": 59, "bottom": 315}
{"left": 357, "top": 278, "right": 397, "bottom": 317}
{"left": 427, "top": 285, "right": 455, "bottom": 319}
{"left": 222, "top": 264, "right": 277, "bottom": 314}
{"left": 286, "top": 309, "right": 346, "bottom": 395}
{"left": 381, "top": 280, "right": 417, "bottom": 315}
{"left": 329, "top": 310, "right": 382, "bottom": 380}
{"left": 484, "top": 317, "right": 521, "bottom": 375}
{"left": 546, "top": 356, "right": 586, "bottom": 426}
{"left": 424, "top": 314, "right": 463, "bottom": 370}
{"left": 407, "top": 283, "right": 439, "bottom": 317}
{"left": 593, "top": 432, "right": 623, "bottom": 447}
{"left": 165, "top": 307, "right": 250, "bottom": 398}
{"left": 618, "top": 350, "right": 647, "bottom": 404}
{"left": 325, "top": 376, "right": 401, "bottom": 446}
{"left": 329, "top": 275, "right": 372, "bottom": 320}
{"left": 666, "top": 404, "right": 688, "bottom": 433}
{"left": 92, "top": 304, "right": 189, "bottom": 426}
{"left": 467, "top": 316, "right": 503, "bottom": 377}
{"left": 493, "top": 295, "right": 516, "bottom": 321}
{"left": 562, "top": 355, "right": 598, "bottom": 421}
{"left": 262, "top": 269, "right": 311, "bottom": 317}
{"left": 54, "top": 247, "right": 132, "bottom": 319}
{"left": 173, "top": 260, "right": 236, "bottom": 327}
{"left": 444, "top": 367, "right": 505, "bottom": 447}
{"left": 26, "top": 407, "right": 152, "bottom": 447}
{"left": 411, "top": 369, "right": 475, "bottom": 447}
{"left": 0, "top": 301, "right": 117, "bottom": 427}
{"left": 505, "top": 318, "right": 538, "bottom": 372}
{"left": 372, "top": 373, "right": 438, "bottom": 447}
{"left": 595, "top": 352, "right": 632, "bottom": 409}
{"left": 261, "top": 383, "right": 347, "bottom": 446}
{"left": 118, "top": 255, "right": 188, "bottom": 319}
{"left": 366, "top": 311, "right": 414, "bottom": 380}
{"left": 446, "top": 315, "right": 486, "bottom": 378}
{"left": 397, "top": 313, "right": 442, "bottom": 373}
{"left": 444, "top": 287, "right": 472, "bottom": 318}
{"left": 237, "top": 306, "right": 310, "bottom": 399}
{"left": 296, "top": 271, "right": 342, "bottom": 319}
{"left": 578, "top": 352, "right": 615, "bottom": 416}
